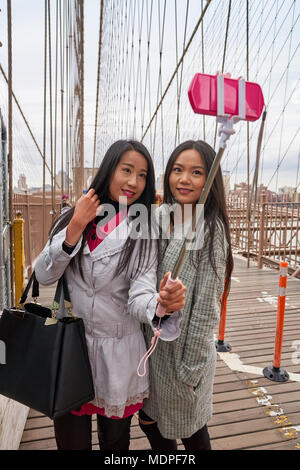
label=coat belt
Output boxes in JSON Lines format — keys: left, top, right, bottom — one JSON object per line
{"left": 85, "top": 320, "right": 140, "bottom": 339}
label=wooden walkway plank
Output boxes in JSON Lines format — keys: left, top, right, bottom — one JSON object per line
{"left": 18, "top": 255, "right": 300, "bottom": 450}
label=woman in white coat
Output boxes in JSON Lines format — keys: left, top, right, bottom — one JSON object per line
{"left": 35, "top": 140, "right": 185, "bottom": 450}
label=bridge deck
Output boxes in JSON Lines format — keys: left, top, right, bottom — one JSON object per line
{"left": 19, "top": 255, "right": 300, "bottom": 450}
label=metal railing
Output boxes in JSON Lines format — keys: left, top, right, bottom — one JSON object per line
{"left": 228, "top": 193, "right": 300, "bottom": 274}
{"left": 13, "top": 193, "right": 62, "bottom": 277}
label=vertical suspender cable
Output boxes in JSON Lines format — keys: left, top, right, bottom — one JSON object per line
{"left": 60, "top": 0, "right": 64, "bottom": 196}
{"left": 175, "top": 0, "right": 189, "bottom": 147}
{"left": 246, "top": 0, "right": 250, "bottom": 268}
{"left": 0, "top": 64, "right": 59, "bottom": 189}
{"left": 48, "top": 0, "right": 55, "bottom": 223}
{"left": 79, "top": 0, "right": 84, "bottom": 195}
{"left": 54, "top": 0, "right": 59, "bottom": 211}
{"left": 7, "top": 0, "right": 14, "bottom": 306}
{"left": 92, "top": 0, "right": 104, "bottom": 178}
{"left": 201, "top": 0, "right": 206, "bottom": 140}
{"left": 213, "top": 0, "right": 231, "bottom": 149}
{"left": 65, "top": 1, "right": 69, "bottom": 198}
{"left": 43, "top": 0, "right": 48, "bottom": 246}
{"left": 141, "top": 0, "right": 212, "bottom": 142}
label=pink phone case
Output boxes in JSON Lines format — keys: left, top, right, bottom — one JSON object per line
{"left": 188, "top": 73, "right": 264, "bottom": 122}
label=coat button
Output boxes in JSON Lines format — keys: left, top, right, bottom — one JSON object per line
{"left": 86, "top": 289, "right": 93, "bottom": 297}
{"left": 101, "top": 256, "right": 110, "bottom": 265}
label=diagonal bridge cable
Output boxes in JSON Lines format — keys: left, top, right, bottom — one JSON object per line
{"left": 141, "top": 0, "right": 212, "bottom": 142}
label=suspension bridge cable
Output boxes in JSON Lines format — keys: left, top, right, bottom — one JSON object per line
{"left": 152, "top": 0, "right": 166, "bottom": 159}
{"left": 59, "top": 0, "right": 65, "bottom": 195}
{"left": 268, "top": 124, "right": 300, "bottom": 188}
{"left": 0, "top": 63, "right": 60, "bottom": 189}
{"left": 54, "top": 0, "right": 59, "bottom": 206}
{"left": 201, "top": 0, "right": 206, "bottom": 140}
{"left": 42, "top": 0, "right": 48, "bottom": 245}
{"left": 141, "top": 0, "right": 212, "bottom": 141}
{"left": 213, "top": 0, "right": 232, "bottom": 149}
{"left": 175, "top": 0, "right": 189, "bottom": 147}
{"left": 92, "top": 0, "right": 104, "bottom": 177}
{"left": 7, "top": 0, "right": 14, "bottom": 305}
{"left": 226, "top": 16, "right": 300, "bottom": 181}
{"left": 47, "top": 0, "right": 55, "bottom": 219}
{"left": 275, "top": 0, "right": 296, "bottom": 192}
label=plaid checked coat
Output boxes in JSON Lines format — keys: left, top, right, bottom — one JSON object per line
{"left": 142, "top": 219, "right": 228, "bottom": 439}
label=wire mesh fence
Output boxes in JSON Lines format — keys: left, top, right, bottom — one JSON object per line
{"left": 0, "top": 108, "right": 11, "bottom": 310}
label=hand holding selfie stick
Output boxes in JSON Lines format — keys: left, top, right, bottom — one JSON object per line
{"left": 156, "top": 73, "right": 265, "bottom": 318}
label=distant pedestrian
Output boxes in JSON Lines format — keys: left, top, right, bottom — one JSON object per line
{"left": 61, "top": 194, "right": 71, "bottom": 214}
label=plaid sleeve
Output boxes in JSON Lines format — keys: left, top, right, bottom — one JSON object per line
{"left": 177, "top": 221, "right": 227, "bottom": 387}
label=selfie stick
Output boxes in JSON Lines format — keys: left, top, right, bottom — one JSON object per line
{"left": 156, "top": 73, "right": 264, "bottom": 318}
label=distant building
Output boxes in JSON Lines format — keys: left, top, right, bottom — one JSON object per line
{"left": 232, "top": 182, "right": 250, "bottom": 197}
{"left": 278, "top": 186, "right": 297, "bottom": 199}
{"left": 55, "top": 170, "right": 72, "bottom": 192}
{"left": 222, "top": 171, "right": 230, "bottom": 197}
{"left": 231, "top": 182, "right": 275, "bottom": 202}
{"left": 156, "top": 174, "right": 164, "bottom": 196}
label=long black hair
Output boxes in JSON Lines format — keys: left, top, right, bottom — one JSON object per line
{"left": 163, "top": 140, "right": 233, "bottom": 300}
{"left": 49, "top": 140, "right": 157, "bottom": 279}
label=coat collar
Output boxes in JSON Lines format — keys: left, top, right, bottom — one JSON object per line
{"left": 82, "top": 216, "right": 135, "bottom": 260}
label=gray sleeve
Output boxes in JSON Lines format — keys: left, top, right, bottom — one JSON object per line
{"left": 127, "top": 240, "right": 182, "bottom": 341}
{"left": 34, "top": 227, "right": 83, "bottom": 285}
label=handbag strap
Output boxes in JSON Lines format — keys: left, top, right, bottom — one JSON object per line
{"left": 52, "top": 274, "right": 73, "bottom": 317}
{"left": 19, "top": 271, "right": 39, "bottom": 305}
{"left": 19, "top": 272, "right": 73, "bottom": 318}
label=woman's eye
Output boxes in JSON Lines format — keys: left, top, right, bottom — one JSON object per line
{"left": 139, "top": 174, "right": 146, "bottom": 179}
{"left": 193, "top": 170, "right": 203, "bottom": 175}
{"left": 122, "top": 167, "right": 130, "bottom": 173}
{"left": 173, "top": 167, "right": 181, "bottom": 172}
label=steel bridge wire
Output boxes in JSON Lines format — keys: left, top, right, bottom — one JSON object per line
{"left": 152, "top": 0, "right": 166, "bottom": 161}
{"left": 141, "top": 0, "right": 212, "bottom": 141}
{"left": 268, "top": 123, "right": 300, "bottom": 189}
{"left": 275, "top": 0, "right": 296, "bottom": 192}
{"left": 213, "top": 0, "right": 232, "bottom": 149}
{"left": 227, "top": 37, "right": 300, "bottom": 180}
{"left": 47, "top": 0, "right": 55, "bottom": 218}
{"left": 94, "top": 0, "right": 298, "bottom": 192}
{"left": 0, "top": 63, "right": 60, "bottom": 190}
{"left": 54, "top": 0, "right": 59, "bottom": 204}
{"left": 222, "top": 4, "right": 300, "bottom": 178}
{"left": 92, "top": 0, "right": 104, "bottom": 174}
{"left": 42, "top": 0, "right": 48, "bottom": 244}
{"left": 174, "top": 0, "right": 190, "bottom": 147}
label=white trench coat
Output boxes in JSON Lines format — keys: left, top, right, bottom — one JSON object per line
{"left": 35, "top": 217, "right": 180, "bottom": 418}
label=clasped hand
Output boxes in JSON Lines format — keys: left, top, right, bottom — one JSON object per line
{"left": 157, "top": 272, "right": 186, "bottom": 314}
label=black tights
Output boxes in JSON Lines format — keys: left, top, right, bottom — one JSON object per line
{"left": 53, "top": 412, "right": 132, "bottom": 450}
{"left": 138, "top": 410, "right": 211, "bottom": 451}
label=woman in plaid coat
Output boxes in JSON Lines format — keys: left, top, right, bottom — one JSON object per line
{"left": 139, "top": 140, "right": 233, "bottom": 450}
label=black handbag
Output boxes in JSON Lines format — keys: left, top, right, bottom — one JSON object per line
{"left": 0, "top": 272, "right": 95, "bottom": 419}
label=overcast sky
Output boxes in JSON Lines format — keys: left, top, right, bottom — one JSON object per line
{"left": 0, "top": 0, "right": 299, "bottom": 191}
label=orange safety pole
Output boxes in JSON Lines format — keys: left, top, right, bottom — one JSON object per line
{"left": 215, "top": 289, "right": 232, "bottom": 352}
{"left": 263, "top": 261, "right": 289, "bottom": 382}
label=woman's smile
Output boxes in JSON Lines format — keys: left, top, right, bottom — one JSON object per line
{"left": 109, "top": 150, "right": 148, "bottom": 205}
{"left": 169, "top": 148, "right": 207, "bottom": 208}
{"left": 122, "top": 189, "right": 136, "bottom": 198}
{"left": 176, "top": 188, "right": 194, "bottom": 195}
